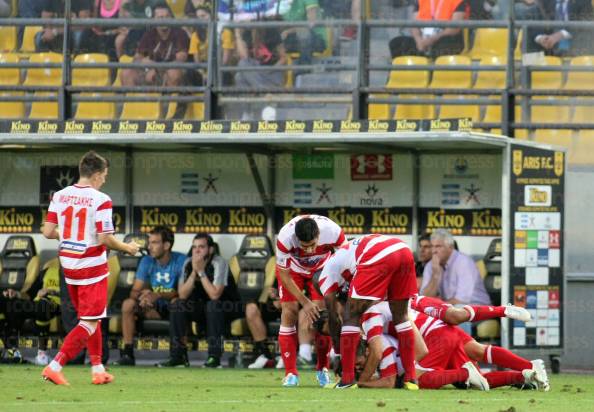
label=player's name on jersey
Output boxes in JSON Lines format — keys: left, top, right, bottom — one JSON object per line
{"left": 0, "top": 119, "right": 473, "bottom": 134}
{"left": 420, "top": 208, "right": 502, "bottom": 236}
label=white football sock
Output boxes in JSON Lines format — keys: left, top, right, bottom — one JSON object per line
{"left": 49, "top": 360, "right": 62, "bottom": 372}
{"left": 299, "top": 343, "right": 313, "bottom": 361}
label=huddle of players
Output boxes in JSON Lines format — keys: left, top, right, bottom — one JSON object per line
{"left": 276, "top": 214, "right": 550, "bottom": 391}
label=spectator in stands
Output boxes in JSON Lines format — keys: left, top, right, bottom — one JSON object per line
{"left": 280, "top": 0, "right": 327, "bottom": 64}
{"left": 389, "top": 0, "right": 469, "bottom": 59}
{"left": 36, "top": 0, "right": 96, "bottom": 53}
{"left": 184, "top": 0, "right": 209, "bottom": 17}
{"left": 92, "top": 0, "right": 125, "bottom": 60}
{"left": 118, "top": 0, "right": 158, "bottom": 57}
{"left": 0, "top": 0, "right": 11, "bottom": 17}
{"left": 165, "top": 233, "right": 242, "bottom": 368}
{"left": 415, "top": 234, "right": 432, "bottom": 288}
{"left": 519, "top": 0, "right": 594, "bottom": 56}
{"left": 121, "top": 2, "right": 189, "bottom": 87}
{"left": 116, "top": 225, "right": 185, "bottom": 366}
{"left": 234, "top": 23, "right": 286, "bottom": 89}
{"left": 188, "top": 4, "right": 236, "bottom": 85}
{"left": 420, "top": 229, "right": 491, "bottom": 306}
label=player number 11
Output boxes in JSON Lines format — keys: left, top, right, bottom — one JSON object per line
{"left": 61, "top": 206, "right": 87, "bottom": 241}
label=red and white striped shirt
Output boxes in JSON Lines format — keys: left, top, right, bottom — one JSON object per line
{"left": 377, "top": 334, "right": 404, "bottom": 379}
{"left": 318, "top": 234, "right": 410, "bottom": 296}
{"left": 46, "top": 184, "right": 114, "bottom": 285}
{"left": 276, "top": 214, "right": 345, "bottom": 277}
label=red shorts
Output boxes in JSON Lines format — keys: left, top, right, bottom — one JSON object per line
{"left": 66, "top": 277, "right": 108, "bottom": 320}
{"left": 276, "top": 267, "right": 323, "bottom": 303}
{"left": 417, "top": 325, "right": 471, "bottom": 371}
{"left": 349, "top": 247, "right": 418, "bottom": 301}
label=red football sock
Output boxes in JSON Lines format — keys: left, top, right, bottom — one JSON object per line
{"left": 339, "top": 326, "right": 360, "bottom": 384}
{"left": 483, "top": 345, "right": 532, "bottom": 371}
{"left": 411, "top": 295, "right": 451, "bottom": 321}
{"left": 54, "top": 323, "right": 93, "bottom": 366}
{"left": 279, "top": 325, "right": 298, "bottom": 375}
{"left": 418, "top": 369, "right": 469, "bottom": 389}
{"left": 395, "top": 320, "right": 417, "bottom": 382}
{"left": 87, "top": 320, "right": 102, "bottom": 366}
{"left": 315, "top": 333, "right": 332, "bottom": 371}
{"left": 464, "top": 305, "right": 506, "bottom": 321}
{"left": 483, "top": 371, "right": 525, "bottom": 388}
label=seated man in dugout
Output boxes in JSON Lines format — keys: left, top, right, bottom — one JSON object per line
{"left": 115, "top": 225, "right": 186, "bottom": 366}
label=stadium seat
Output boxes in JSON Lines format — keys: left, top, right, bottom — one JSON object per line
{"left": 0, "top": 93, "right": 25, "bottom": 118}
{"left": 0, "top": 236, "right": 40, "bottom": 299}
{"left": 120, "top": 93, "right": 162, "bottom": 119}
{"left": 438, "top": 94, "right": 481, "bottom": 122}
{"left": 394, "top": 95, "right": 435, "bottom": 120}
{"left": 24, "top": 52, "right": 63, "bottom": 86}
{"left": 514, "top": 30, "right": 523, "bottom": 60}
{"left": 0, "top": 26, "right": 17, "bottom": 52}
{"left": 533, "top": 129, "right": 573, "bottom": 149}
{"left": 387, "top": 56, "right": 430, "bottom": 88}
{"left": 529, "top": 96, "right": 570, "bottom": 126}
{"left": 20, "top": 26, "right": 43, "bottom": 55}
{"left": 0, "top": 53, "right": 25, "bottom": 118}
{"left": 72, "top": 53, "right": 111, "bottom": 86}
{"left": 528, "top": 56, "right": 563, "bottom": 89}
{"left": 74, "top": 93, "right": 117, "bottom": 119}
{"left": 483, "top": 103, "right": 524, "bottom": 136}
{"left": 228, "top": 235, "right": 276, "bottom": 337}
{"left": 467, "top": 28, "right": 509, "bottom": 60}
{"left": 368, "top": 94, "right": 391, "bottom": 119}
{"left": 564, "top": 56, "right": 594, "bottom": 90}
{"left": 185, "top": 96, "right": 205, "bottom": 120}
{"left": 473, "top": 55, "right": 507, "bottom": 90}
{"left": 430, "top": 55, "right": 473, "bottom": 89}
{"left": 0, "top": 52, "right": 21, "bottom": 85}
{"left": 167, "top": 0, "right": 185, "bottom": 17}
{"left": 107, "top": 234, "right": 148, "bottom": 334}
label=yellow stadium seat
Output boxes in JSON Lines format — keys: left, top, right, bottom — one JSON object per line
{"left": 564, "top": 56, "right": 594, "bottom": 90}
{"left": 0, "top": 27, "right": 17, "bottom": 52}
{"left": 438, "top": 94, "right": 481, "bottom": 121}
{"left": 387, "top": 56, "right": 430, "bottom": 88}
{"left": 394, "top": 95, "right": 435, "bottom": 120}
{"left": 186, "top": 98, "right": 205, "bottom": 120}
{"left": 530, "top": 96, "right": 570, "bottom": 124}
{"left": 430, "top": 55, "right": 472, "bottom": 89}
{"left": 483, "top": 104, "right": 525, "bottom": 136}
{"left": 573, "top": 105, "right": 594, "bottom": 123}
{"left": 29, "top": 92, "right": 58, "bottom": 119}
{"left": 120, "top": 93, "right": 161, "bottom": 119}
{"left": 514, "top": 30, "right": 523, "bottom": 60}
{"left": 113, "top": 54, "right": 134, "bottom": 86}
{"left": 570, "top": 130, "right": 594, "bottom": 165}
{"left": 467, "top": 28, "right": 509, "bottom": 60}
{"left": 75, "top": 93, "right": 116, "bottom": 119}
{"left": 368, "top": 94, "right": 391, "bottom": 119}
{"left": 533, "top": 129, "right": 573, "bottom": 151}
{"left": 0, "top": 53, "right": 21, "bottom": 85}
{"left": 474, "top": 55, "right": 507, "bottom": 90}
{"left": 20, "top": 26, "right": 42, "bottom": 54}
{"left": 23, "top": 52, "right": 63, "bottom": 86}
{"left": 529, "top": 56, "right": 563, "bottom": 89}
{"left": 72, "top": 53, "right": 110, "bottom": 86}
{"left": 167, "top": 0, "right": 185, "bottom": 17}
{"left": 0, "top": 93, "right": 25, "bottom": 118}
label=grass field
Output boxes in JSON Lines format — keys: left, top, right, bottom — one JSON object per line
{"left": 1, "top": 366, "right": 593, "bottom": 412}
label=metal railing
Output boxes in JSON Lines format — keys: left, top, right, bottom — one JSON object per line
{"left": 0, "top": 0, "right": 593, "bottom": 135}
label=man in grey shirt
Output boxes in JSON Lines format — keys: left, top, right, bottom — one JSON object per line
{"left": 421, "top": 229, "right": 491, "bottom": 306}
{"left": 161, "top": 233, "right": 241, "bottom": 368}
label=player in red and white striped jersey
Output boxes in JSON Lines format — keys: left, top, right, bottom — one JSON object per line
{"left": 362, "top": 300, "right": 549, "bottom": 390}
{"left": 318, "top": 234, "right": 418, "bottom": 389}
{"left": 275, "top": 214, "right": 346, "bottom": 387}
{"left": 41, "top": 151, "right": 139, "bottom": 386}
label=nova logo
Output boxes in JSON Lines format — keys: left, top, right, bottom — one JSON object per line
{"left": 524, "top": 185, "right": 552, "bottom": 207}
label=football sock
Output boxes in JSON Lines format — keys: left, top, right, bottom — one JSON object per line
{"left": 395, "top": 320, "right": 417, "bottom": 382}
{"left": 483, "top": 345, "right": 532, "bottom": 371}
{"left": 418, "top": 369, "right": 469, "bottom": 389}
{"left": 279, "top": 325, "right": 298, "bottom": 375}
{"left": 53, "top": 322, "right": 93, "bottom": 369}
{"left": 411, "top": 295, "right": 451, "bottom": 321}
{"left": 315, "top": 333, "right": 332, "bottom": 370}
{"left": 339, "top": 326, "right": 360, "bottom": 384}
{"left": 88, "top": 320, "right": 103, "bottom": 371}
{"left": 483, "top": 371, "right": 525, "bottom": 388}
{"left": 464, "top": 305, "right": 506, "bottom": 322}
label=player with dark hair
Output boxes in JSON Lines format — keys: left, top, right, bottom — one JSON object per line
{"left": 276, "top": 215, "right": 346, "bottom": 387}
{"left": 41, "top": 151, "right": 139, "bottom": 385}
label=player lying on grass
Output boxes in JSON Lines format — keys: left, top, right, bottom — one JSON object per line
{"left": 360, "top": 301, "right": 550, "bottom": 391}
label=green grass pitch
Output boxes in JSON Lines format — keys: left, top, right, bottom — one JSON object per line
{"left": 1, "top": 366, "right": 593, "bottom": 412}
